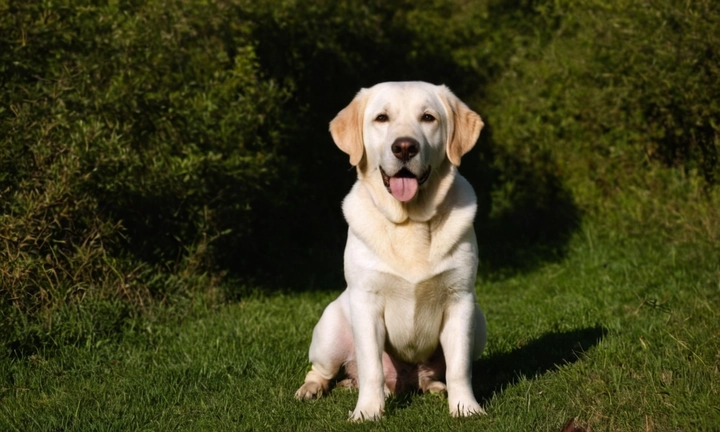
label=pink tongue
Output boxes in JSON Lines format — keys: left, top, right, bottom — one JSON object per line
{"left": 389, "top": 177, "right": 419, "bottom": 202}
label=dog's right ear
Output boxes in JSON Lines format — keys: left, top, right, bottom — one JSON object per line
{"left": 329, "top": 89, "right": 367, "bottom": 166}
{"left": 439, "top": 86, "right": 483, "bottom": 167}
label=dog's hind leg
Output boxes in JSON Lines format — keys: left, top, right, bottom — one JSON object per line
{"left": 295, "top": 292, "right": 354, "bottom": 400}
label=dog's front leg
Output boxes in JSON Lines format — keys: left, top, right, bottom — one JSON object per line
{"left": 348, "top": 289, "right": 386, "bottom": 421}
{"left": 440, "top": 294, "right": 486, "bottom": 417}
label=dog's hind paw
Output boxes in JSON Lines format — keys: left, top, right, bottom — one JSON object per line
{"left": 295, "top": 381, "right": 326, "bottom": 400}
{"left": 295, "top": 369, "right": 331, "bottom": 400}
{"left": 336, "top": 378, "right": 357, "bottom": 389}
{"left": 420, "top": 379, "right": 447, "bottom": 395}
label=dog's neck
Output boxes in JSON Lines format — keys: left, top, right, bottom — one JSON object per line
{"left": 342, "top": 160, "right": 477, "bottom": 274}
{"left": 355, "top": 159, "right": 457, "bottom": 224}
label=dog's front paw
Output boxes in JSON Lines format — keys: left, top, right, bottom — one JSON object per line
{"left": 450, "top": 400, "right": 486, "bottom": 417}
{"left": 295, "top": 381, "right": 326, "bottom": 400}
{"left": 348, "top": 404, "right": 383, "bottom": 422}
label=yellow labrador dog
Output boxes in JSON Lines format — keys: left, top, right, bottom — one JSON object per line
{"left": 295, "top": 81, "right": 487, "bottom": 421}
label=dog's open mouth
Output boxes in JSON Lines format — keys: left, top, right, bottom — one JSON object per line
{"left": 380, "top": 166, "right": 431, "bottom": 202}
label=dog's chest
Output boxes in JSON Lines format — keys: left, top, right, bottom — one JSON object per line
{"left": 382, "top": 271, "right": 457, "bottom": 363}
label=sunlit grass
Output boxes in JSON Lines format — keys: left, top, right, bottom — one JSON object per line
{"left": 2, "top": 213, "right": 718, "bottom": 431}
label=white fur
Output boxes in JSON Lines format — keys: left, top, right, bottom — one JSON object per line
{"left": 295, "top": 82, "right": 487, "bottom": 421}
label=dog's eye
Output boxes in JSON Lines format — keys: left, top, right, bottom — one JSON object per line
{"left": 375, "top": 114, "right": 389, "bottom": 122}
{"left": 421, "top": 114, "right": 436, "bottom": 122}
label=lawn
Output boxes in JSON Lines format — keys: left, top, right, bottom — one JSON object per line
{"left": 2, "top": 211, "right": 718, "bottom": 431}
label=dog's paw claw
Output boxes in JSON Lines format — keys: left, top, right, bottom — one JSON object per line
{"left": 450, "top": 401, "right": 486, "bottom": 417}
{"left": 348, "top": 405, "right": 383, "bottom": 422}
{"left": 348, "top": 411, "right": 382, "bottom": 422}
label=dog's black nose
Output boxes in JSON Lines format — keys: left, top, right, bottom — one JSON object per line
{"left": 391, "top": 137, "right": 419, "bottom": 162}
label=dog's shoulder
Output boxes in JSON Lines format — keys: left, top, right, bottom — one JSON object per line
{"left": 342, "top": 181, "right": 388, "bottom": 239}
{"left": 427, "top": 173, "right": 477, "bottom": 261}
{"left": 436, "top": 172, "right": 477, "bottom": 225}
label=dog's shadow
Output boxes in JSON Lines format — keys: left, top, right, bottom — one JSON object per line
{"left": 383, "top": 327, "right": 606, "bottom": 415}
{"left": 471, "top": 326, "right": 607, "bottom": 403}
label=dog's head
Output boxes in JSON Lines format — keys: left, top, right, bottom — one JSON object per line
{"left": 330, "top": 82, "right": 483, "bottom": 203}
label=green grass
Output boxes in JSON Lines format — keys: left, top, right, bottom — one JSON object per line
{"left": 2, "top": 212, "right": 718, "bottom": 431}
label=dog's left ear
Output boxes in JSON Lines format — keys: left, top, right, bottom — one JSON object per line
{"left": 440, "top": 86, "right": 484, "bottom": 166}
{"left": 330, "top": 89, "right": 368, "bottom": 166}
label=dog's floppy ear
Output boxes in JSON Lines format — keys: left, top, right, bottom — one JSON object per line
{"left": 440, "top": 86, "right": 483, "bottom": 166}
{"left": 330, "top": 89, "right": 368, "bottom": 166}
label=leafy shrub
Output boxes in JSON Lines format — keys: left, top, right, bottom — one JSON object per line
{"left": 0, "top": 0, "right": 288, "bottom": 348}
{"left": 472, "top": 0, "right": 720, "bottom": 269}
{"left": 485, "top": 0, "right": 720, "bottom": 200}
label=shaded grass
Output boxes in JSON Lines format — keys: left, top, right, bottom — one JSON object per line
{"left": 1, "top": 214, "right": 718, "bottom": 431}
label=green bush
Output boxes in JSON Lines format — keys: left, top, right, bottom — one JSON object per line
{"left": 485, "top": 0, "right": 720, "bottom": 199}
{"left": 468, "top": 0, "right": 720, "bottom": 276}
{"left": 0, "top": 0, "right": 289, "bottom": 347}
